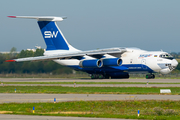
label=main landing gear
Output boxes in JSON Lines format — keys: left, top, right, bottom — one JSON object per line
{"left": 146, "top": 74, "right": 155, "bottom": 79}
{"left": 90, "top": 73, "right": 129, "bottom": 79}
{"left": 90, "top": 74, "right": 109, "bottom": 79}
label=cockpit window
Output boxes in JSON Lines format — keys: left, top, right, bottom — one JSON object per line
{"left": 159, "top": 53, "right": 174, "bottom": 60}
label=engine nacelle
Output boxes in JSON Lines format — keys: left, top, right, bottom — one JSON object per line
{"left": 79, "top": 59, "right": 103, "bottom": 68}
{"left": 102, "top": 58, "right": 122, "bottom": 66}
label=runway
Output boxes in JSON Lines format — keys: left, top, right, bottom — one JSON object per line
{"left": 0, "top": 93, "right": 179, "bottom": 103}
{"left": 0, "top": 114, "right": 135, "bottom": 120}
{"left": 2, "top": 84, "right": 180, "bottom": 87}
{"left": 0, "top": 78, "right": 180, "bottom": 83}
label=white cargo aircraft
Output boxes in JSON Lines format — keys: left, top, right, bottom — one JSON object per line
{"left": 6, "top": 16, "right": 178, "bottom": 79}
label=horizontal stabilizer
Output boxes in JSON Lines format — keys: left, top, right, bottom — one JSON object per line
{"left": 8, "top": 16, "right": 67, "bottom": 21}
{"left": 5, "top": 60, "right": 16, "bottom": 62}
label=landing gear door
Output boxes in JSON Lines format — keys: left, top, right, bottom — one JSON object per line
{"left": 141, "top": 59, "right": 147, "bottom": 69}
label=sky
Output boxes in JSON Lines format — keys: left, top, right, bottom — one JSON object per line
{"left": 1, "top": 0, "right": 180, "bottom": 53}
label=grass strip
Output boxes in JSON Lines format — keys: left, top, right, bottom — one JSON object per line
{"left": 0, "top": 86, "right": 180, "bottom": 94}
{"left": 2, "top": 82, "right": 180, "bottom": 84}
{"left": 0, "top": 100, "right": 180, "bottom": 119}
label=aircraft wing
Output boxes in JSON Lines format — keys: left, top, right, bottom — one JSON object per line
{"left": 6, "top": 48, "right": 126, "bottom": 62}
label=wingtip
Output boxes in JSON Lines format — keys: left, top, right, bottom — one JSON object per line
{"left": 5, "top": 60, "right": 16, "bottom": 62}
{"left": 7, "top": 16, "right": 16, "bottom": 18}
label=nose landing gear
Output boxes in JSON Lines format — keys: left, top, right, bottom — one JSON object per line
{"left": 146, "top": 74, "right": 155, "bottom": 79}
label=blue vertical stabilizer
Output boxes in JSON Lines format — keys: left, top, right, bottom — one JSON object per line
{"left": 38, "top": 21, "right": 69, "bottom": 51}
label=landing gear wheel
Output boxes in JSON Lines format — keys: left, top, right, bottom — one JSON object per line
{"left": 91, "top": 74, "right": 98, "bottom": 79}
{"left": 152, "top": 74, "right": 155, "bottom": 79}
{"left": 90, "top": 74, "right": 104, "bottom": 79}
{"left": 146, "top": 74, "right": 155, "bottom": 79}
{"left": 98, "top": 75, "right": 104, "bottom": 79}
{"left": 104, "top": 75, "right": 110, "bottom": 79}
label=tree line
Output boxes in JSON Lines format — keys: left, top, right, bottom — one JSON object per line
{"left": 170, "top": 52, "right": 180, "bottom": 59}
{"left": 0, "top": 48, "right": 72, "bottom": 74}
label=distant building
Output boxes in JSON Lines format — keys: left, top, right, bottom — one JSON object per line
{"left": 26, "top": 49, "right": 36, "bottom": 52}
{"left": 35, "top": 45, "right": 41, "bottom": 49}
{"left": 0, "top": 46, "right": 45, "bottom": 54}
{"left": 26, "top": 46, "right": 45, "bottom": 52}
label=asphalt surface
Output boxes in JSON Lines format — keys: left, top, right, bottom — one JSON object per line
{"left": 0, "top": 93, "right": 180, "bottom": 103}
{"left": 0, "top": 114, "right": 135, "bottom": 120}
{"left": 0, "top": 78, "right": 180, "bottom": 83}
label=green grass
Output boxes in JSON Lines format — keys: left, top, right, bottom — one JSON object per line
{"left": 1, "top": 100, "right": 180, "bottom": 119}
{"left": 2, "top": 82, "right": 180, "bottom": 84}
{"left": 1, "top": 86, "right": 180, "bottom": 94}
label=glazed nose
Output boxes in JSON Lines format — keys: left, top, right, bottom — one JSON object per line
{"left": 171, "top": 59, "right": 178, "bottom": 68}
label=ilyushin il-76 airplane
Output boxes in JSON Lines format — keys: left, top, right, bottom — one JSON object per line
{"left": 6, "top": 16, "right": 178, "bottom": 79}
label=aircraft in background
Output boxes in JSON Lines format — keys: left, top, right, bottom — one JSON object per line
{"left": 6, "top": 16, "right": 178, "bottom": 79}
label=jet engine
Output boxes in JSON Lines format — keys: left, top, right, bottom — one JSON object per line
{"left": 103, "top": 58, "right": 122, "bottom": 66}
{"left": 79, "top": 59, "right": 103, "bottom": 68}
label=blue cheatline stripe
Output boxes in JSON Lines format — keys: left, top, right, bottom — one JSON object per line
{"left": 38, "top": 21, "right": 69, "bottom": 51}
{"left": 67, "top": 64, "right": 155, "bottom": 73}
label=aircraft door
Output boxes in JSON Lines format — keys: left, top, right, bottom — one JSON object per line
{"left": 141, "top": 59, "right": 147, "bottom": 69}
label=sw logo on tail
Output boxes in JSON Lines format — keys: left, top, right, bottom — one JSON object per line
{"left": 6, "top": 16, "right": 178, "bottom": 79}
{"left": 44, "top": 31, "right": 58, "bottom": 38}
